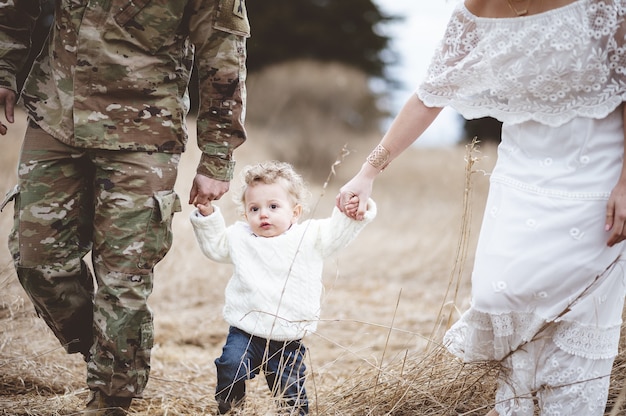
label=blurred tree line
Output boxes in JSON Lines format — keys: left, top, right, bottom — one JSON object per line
{"left": 19, "top": 0, "right": 500, "bottom": 143}
{"left": 246, "top": 0, "right": 394, "bottom": 81}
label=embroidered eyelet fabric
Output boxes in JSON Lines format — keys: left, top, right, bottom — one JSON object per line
{"left": 491, "top": 325, "right": 615, "bottom": 416}
{"left": 430, "top": 2, "right": 626, "bottom": 408}
{"left": 445, "top": 309, "right": 622, "bottom": 362}
{"left": 418, "top": 0, "right": 626, "bottom": 127}
{"left": 443, "top": 110, "right": 626, "bottom": 364}
{"left": 446, "top": 312, "right": 618, "bottom": 415}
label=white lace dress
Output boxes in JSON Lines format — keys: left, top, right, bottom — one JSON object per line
{"left": 418, "top": 1, "right": 626, "bottom": 414}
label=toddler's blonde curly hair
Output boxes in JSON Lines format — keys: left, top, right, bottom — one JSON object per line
{"left": 233, "top": 160, "right": 310, "bottom": 217}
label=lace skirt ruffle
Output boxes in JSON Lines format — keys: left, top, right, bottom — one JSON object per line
{"left": 444, "top": 309, "right": 622, "bottom": 361}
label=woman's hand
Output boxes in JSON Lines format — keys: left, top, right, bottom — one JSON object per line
{"left": 336, "top": 163, "right": 378, "bottom": 220}
{"left": 342, "top": 195, "right": 360, "bottom": 218}
{"left": 606, "top": 179, "right": 626, "bottom": 247}
{"left": 335, "top": 95, "right": 442, "bottom": 220}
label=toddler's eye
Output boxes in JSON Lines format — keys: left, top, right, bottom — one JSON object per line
{"left": 250, "top": 207, "right": 259, "bottom": 212}
{"left": 270, "top": 204, "right": 278, "bottom": 209}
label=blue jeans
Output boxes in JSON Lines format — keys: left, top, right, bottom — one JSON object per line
{"left": 215, "top": 326, "right": 308, "bottom": 414}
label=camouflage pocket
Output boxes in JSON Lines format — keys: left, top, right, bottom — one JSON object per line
{"left": 154, "top": 190, "right": 182, "bottom": 223}
{"left": 113, "top": 0, "right": 150, "bottom": 25}
{"left": 112, "top": 0, "right": 187, "bottom": 54}
{"left": 133, "top": 320, "right": 153, "bottom": 390}
{"left": 137, "top": 190, "right": 181, "bottom": 270}
{"left": 214, "top": 0, "right": 250, "bottom": 38}
{"left": 3, "top": 185, "right": 20, "bottom": 262}
{"left": 0, "top": 184, "right": 19, "bottom": 212}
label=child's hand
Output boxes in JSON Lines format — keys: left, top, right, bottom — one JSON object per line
{"left": 197, "top": 202, "right": 214, "bottom": 217}
{"left": 343, "top": 196, "right": 360, "bottom": 218}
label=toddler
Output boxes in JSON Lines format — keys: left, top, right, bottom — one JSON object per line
{"left": 190, "top": 160, "right": 376, "bottom": 414}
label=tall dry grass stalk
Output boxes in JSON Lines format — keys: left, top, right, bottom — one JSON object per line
{"left": 427, "top": 138, "right": 483, "bottom": 350}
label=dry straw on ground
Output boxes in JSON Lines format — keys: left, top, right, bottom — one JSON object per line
{"left": 1, "top": 61, "right": 626, "bottom": 415}
{"left": 0, "top": 127, "right": 498, "bottom": 416}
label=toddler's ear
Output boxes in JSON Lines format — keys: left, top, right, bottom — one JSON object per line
{"left": 292, "top": 204, "right": 303, "bottom": 223}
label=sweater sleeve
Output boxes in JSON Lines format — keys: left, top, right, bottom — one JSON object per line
{"left": 316, "top": 198, "right": 377, "bottom": 258}
{"left": 189, "top": 205, "right": 232, "bottom": 263}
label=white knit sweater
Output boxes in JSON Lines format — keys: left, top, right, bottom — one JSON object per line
{"left": 190, "top": 200, "right": 376, "bottom": 341}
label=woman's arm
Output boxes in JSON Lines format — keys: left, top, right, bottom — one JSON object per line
{"left": 336, "top": 94, "right": 442, "bottom": 219}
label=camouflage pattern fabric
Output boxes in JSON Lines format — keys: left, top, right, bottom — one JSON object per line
{"left": 8, "top": 126, "right": 182, "bottom": 397}
{"left": 0, "top": 0, "right": 249, "bottom": 399}
{"left": 0, "top": 0, "right": 249, "bottom": 180}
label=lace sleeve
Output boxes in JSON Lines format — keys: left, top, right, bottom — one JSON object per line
{"left": 417, "top": 0, "right": 626, "bottom": 127}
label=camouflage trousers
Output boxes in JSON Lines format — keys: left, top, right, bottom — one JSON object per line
{"left": 5, "top": 126, "right": 181, "bottom": 397}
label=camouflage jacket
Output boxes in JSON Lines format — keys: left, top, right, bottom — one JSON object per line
{"left": 0, "top": 0, "right": 249, "bottom": 180}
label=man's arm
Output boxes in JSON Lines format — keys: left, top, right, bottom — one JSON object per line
{"left": 0, "top": 0, "right": 41, "bottom": 134}
{"left": 187, "top": 1, "right": 250, "bottom": 204}
{"left": 0, "top": 88, "right": 16, "bottom": 135}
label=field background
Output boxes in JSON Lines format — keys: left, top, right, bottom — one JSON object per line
{"left": 1, "top": 61, "right": 624, "bottom": 415}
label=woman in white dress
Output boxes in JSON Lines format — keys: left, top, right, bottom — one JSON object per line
{"left": 336, "top": 0, "right": 626, "bottom": 415}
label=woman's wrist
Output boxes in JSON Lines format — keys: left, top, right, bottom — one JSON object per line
{"left": 360, "top": 160, "right": 382, "bottom": 179}
{"left": 361, "top": 143, "right": 389, "bottom": 178}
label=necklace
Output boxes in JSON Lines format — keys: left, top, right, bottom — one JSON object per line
{"left": 506, "top": 0, "right": 530, "bottom": 16}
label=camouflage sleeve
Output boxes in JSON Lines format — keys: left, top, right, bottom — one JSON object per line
{"left": 189, "top": 0, "right": 250, "bottom": 181}
{"left": 0, "top": 0, "right": 41, "bottom": 92}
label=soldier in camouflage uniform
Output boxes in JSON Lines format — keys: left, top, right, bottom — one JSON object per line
{"left": 0, "top": 0, "right": 249, "bottom": 414}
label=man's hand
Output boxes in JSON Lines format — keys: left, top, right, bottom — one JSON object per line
{"left": 0, "top": 88, "right": 16, "bottom": 135}
{"left": 189, "top": 173, "right": 230, "bottom": 207}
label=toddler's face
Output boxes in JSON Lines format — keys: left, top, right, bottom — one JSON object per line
{"left": 243, "top": 182, "right": 301, "bottom": 237}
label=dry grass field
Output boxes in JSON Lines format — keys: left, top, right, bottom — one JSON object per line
{"left": 1, "top": 61, "right": 625, "bottom": 415}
